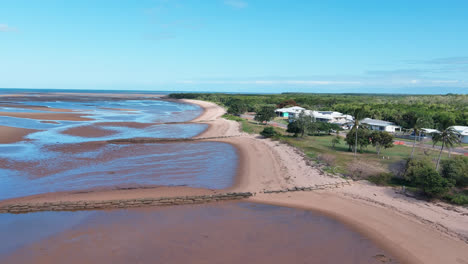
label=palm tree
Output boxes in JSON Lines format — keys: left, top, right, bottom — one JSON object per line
{"left": 432, "top": 127, "right": 461, "bottom": 170}
{"left": 351, "top": 107, "right": 365, "bottom": 157}
{"left": 408, "top": 116, "right": 430, "bottom": 158}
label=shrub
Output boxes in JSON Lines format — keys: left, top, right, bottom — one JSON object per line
{"left": 403, "top": 158, "right": 435, "bottom": 183}
{"left": 317, "top": 154, "right": 336, "bottom": 166}
{"left": 368, "top": 172, "right": 393, "bottom": 186}
{"left": 443, "top": 193, "right": 468, "bottom": 205}
{"left": 440, "top": 156, "right": 468, "bottom": 187}
{"left": 404, "top": 158, "right": 452, "bottom": 198}
{"left": 260, "top": 127, "right": 278, "bottom": 138}
{"left": 346, "top": 160, "right": 386, "bottom": 180}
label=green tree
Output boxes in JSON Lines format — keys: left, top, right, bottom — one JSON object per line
{"left": 345, "top": 126, "right": 370, "bottom": 153}
{"left": 331, "top": 135, "right": 341, "bottom": 149}
{"left": 404, "top": 158, "right": 452, "bottom": 198}
{"left": 260, "top": 126, "right": 278, "bottom": 138}
{"left": 286, "top": 110, "right": 315, "bottom": 137}
{"left": 432, "top": 127, "right": 461, "bottom": 170}
{"left": 351, "top": 107, "right": 366, "bottom": 157}
{"left": 227, "top": 100, "right": 247, "bottom": 116}
{"left": 406, "top": 115, "right": 432, "bottom": 158}
{"left": 254, "top": 105, "right": 276, "bottom": 124}
{"left": 370, "top": 131, "right": 394, "bottom": 156}
{"left": 286, "top": 121, "right": 301, "bottom": 137}
{"left": 440, "top": 156, "right": 468, "bottom": 187}
{"left": 276, "top": 99, "right": 298, "bottom": 108}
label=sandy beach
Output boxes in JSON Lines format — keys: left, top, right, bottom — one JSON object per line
{"left": 1, "top": 95, "right": 467, "bottom": 263}
{"left": 183, "top": 99, "right": 468, "bottom": 264}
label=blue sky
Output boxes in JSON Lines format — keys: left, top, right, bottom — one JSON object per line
{"left": 1, "top": 0, "right": 468, "bottom": 94}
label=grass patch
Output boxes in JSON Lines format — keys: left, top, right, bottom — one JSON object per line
{"left": 223, "top": 115, "right": 466, "bottom": 205}
{"left": 443, "top": 191, "right": 468, "bottom": 205}
{"left": 222, "top": 114, "right": 244, "bottom": 122}
{"left": 273, "top": 117, "right": 289, "bottom": 125}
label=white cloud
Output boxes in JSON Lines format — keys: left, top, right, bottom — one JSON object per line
{"left": 0, "top": 24, "right": 17, "bottom": 32}
{"left": 224, "top": 0, "right": 248, "bottom": 9}
{"left": 176, "top": 80, "right": 361, "bottom": 86}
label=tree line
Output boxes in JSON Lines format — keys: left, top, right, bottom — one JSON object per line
{"left": 169, "top": 93, "right": 468, "bottom": 129}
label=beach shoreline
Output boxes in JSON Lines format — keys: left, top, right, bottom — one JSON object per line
{"left": 183, "top": 99, "right": 468, "bottom": 264}
{"left": 1, "top": 94, "right": 467, "bottom": 264}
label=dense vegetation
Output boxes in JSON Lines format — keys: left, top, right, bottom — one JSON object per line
{"left": 172, "top": 93, "right": 468, "bottom": 205}
{"left": 169, "top": 93, "right": 468, "bottom": 129}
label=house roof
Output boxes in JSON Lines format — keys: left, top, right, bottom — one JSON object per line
{"left": 275, "top": 106, "right": 305, "bottom": 113}
{"left": 451, "top": 126, "right": 468, "bottom": 136}
{"left": 313, "top": 111, "right": 353, "bottom": 120}
{"left": 422, "top": 128, "right": 439, "bottom": 134}
{"left": 361, "top": 118, "right": 400, "bottom": 127}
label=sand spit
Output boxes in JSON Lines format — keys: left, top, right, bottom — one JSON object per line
{"left": 182, "top": 99, "right": 468, "bottom": 264}
{"left": 0, "top": 186, "right": 221, "bottom": 206}
{"left": 1, "top": 95, "right": 467, "bottom": 264}
{"left": 0, "top": 125, "right": 40, "bottom": 144}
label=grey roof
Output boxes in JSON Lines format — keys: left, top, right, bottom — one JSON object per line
{"left": 361, "top": 118, "right": 400, "bottom": 127}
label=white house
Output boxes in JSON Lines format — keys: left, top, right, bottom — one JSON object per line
{"left": 312, "top": 111, "right": 354, "bottom": 125}
{"left": 360, "top": 118, "right": 402, "bottom": 133}
{"left": 451, "top": 126, "right": 468, "bottom": 143}
{"left": 287, "top": 109, "right": 354, "bottom": 129}
{"left": 275, "top": 106, "right": 305, "bottom": 118}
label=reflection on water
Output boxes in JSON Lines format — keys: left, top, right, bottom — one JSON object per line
{"left": 0, "top": 98, "right": 240, "bottom": 200}
{"left": 0, "top": 202, "right": 398, "bottom": 264}
{"left": 0, "top": 142, "right": 237, "bottom": 200}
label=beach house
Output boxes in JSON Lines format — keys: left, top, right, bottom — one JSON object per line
{"left": 312, "top": 111, "right": 354, "bottom": 125}
{"left": 275, "top": 106, "right": 305, "bottom": 118}
{"left": 451, "top": 126, "right": 468, "bottom": 143}
{"left": 360, "top": 118, "right": 402, "bottom": 133}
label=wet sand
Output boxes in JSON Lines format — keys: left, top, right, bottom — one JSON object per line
{"left": 183, "top": 99, "right": 468, "bottom": 264}
{"left": 94, "top": 122, "right": 156, "bottom": 128}
{"left": 0, "top": 141, "right": 237, "bottom": 200}
{"left": 1, "top": 94, "right": 467, "bottom": 263}
{"left": 0, "top": 103, "right": 76, "bottom": 112}
{"left": 0, "top": 202, "right": 397, "bottom": 264}
{"left": 0, "top": 111, "right": 94, "bottom": 121}
{"left": 61, "top": 125, "right": 119, "bottom": 138}
{"left": 0, "top": 125, "right": 40, "bottom": 144}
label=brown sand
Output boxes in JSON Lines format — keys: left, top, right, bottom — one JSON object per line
{"left": 0, "top": 125, "right": 40, "bottom": 144}
{"left": 40, "top": 120, "right": 60, "bottom": 124}
{"left": 251, "top": 192, "right": 468, "bottom": 264}
{"left": 184, "top": 99, "right": 468, "bottom": 264}
{"left": 0, "top": 111, "right": 93, "bottom": 121}
{"left": 0, "top": 103, "right": 75, "bottom": 112}
{"left": 0, "top": 186, "right": 220, "bottom": 206}
{"left": 61, "top": 125, "right": 118, "bottom": 138}
{"left": 95, "top": 122, "right": 156, "bottom": 128}
{"left": 0, "top": 202, "right": 396, "bottom": 264}
{"left": 2, "top": 96, "right": 467, "bottom": 264}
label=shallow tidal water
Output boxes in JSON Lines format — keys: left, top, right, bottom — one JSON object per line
{"left": 0, "top": 202, "right": 398, "bottom": 264}
{"left": 0, "top": 97, "right": 237, "bottom": 200}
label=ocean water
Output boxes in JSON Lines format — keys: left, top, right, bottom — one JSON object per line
{"left": 0, "top": 202, "right": 398, "bottom": 264}
{"left": 0, "top": 96, "right": 238, "bottom": 200}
